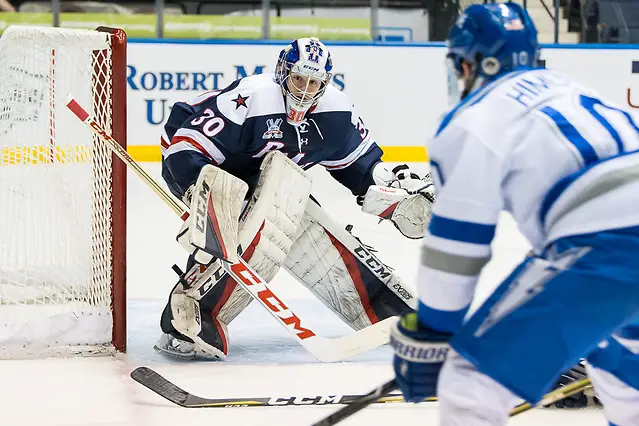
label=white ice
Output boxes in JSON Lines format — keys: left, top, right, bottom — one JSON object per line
{"left": 0, "top": 163, "right": 607, "bottom": 426}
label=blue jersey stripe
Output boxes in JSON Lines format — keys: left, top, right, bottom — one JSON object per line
{"left": 429, "top": 160, "right": 445, "bottom": 186}
{"left": 428, "top": 215, "right": 496, "bottom": 245}
{"left": 588, "top": 337, "right": 639, "bottom": 391}
{"left": 540, "top": 149, "right": 639, "bottom": 225}
{"left": 418, "top": 301, "right": 468, "bottom": 333}
{"left": 580, "top": 96, "right": 625, "bottom": 155}
{"left": 539, "top": 173, "right": 575, "bottom": 225}
{"left": 540, "top": 106, "right": 599, "bottom": 166}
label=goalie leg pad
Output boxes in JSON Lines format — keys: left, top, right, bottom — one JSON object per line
{"left": 162, "top": 152, "right": 312, "bottom": 356}
{"left": 183, "top": 164, "right": 249, "bottom": 263}
{"left": 214, "top": 151, "right": 313, "bottom": 324}
{"left": 284, "top": 199, "right": 416, "bottom": 331}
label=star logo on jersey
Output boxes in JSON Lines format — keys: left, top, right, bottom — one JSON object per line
{"left": 231, "top": 94, "right": 249, "bottom": 109}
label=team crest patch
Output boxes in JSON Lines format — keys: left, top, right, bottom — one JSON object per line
{"left": 262, "top": 118, "right": 284, "bottom": 139}
{"left": 305, "top": 39, "right": 324, "bottom": 64}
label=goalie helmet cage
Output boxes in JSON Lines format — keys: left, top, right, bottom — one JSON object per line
{"left": 0, "top": 26, "right": 127, "bottom": 358}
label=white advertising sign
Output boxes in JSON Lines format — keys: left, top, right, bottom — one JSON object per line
{"left": 126, "top": 41, "right": 639, "bottom": 161}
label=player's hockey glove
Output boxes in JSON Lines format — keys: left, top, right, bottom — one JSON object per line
{"left": 361, "top": 165, "right": 435, "bottom": 239}
{"left": 391, "top": 312, "right": 453, "bottom": 402}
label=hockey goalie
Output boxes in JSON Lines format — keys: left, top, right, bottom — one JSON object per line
{"left": 155, "top": 37, "right": 436, "bottom": 360}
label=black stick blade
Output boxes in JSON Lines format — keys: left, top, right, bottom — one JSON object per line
{"left": 131, "top": 367, "right": 193, "bottom": 407}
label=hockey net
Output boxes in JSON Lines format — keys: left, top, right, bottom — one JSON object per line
{"left": 0, "top": 26, "right": 127, "bottom": 358}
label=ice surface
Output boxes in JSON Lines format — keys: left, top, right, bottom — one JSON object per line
{"left": 0, "top": 163, "right": 607, "bottom": 426}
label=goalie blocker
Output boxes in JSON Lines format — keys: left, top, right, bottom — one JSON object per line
{"left": 157, "top": 152, "right": 415, "bottom": 360}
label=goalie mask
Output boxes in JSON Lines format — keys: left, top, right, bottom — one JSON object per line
{"left": 275, "top": 37, "right": 333, "bottom": 126}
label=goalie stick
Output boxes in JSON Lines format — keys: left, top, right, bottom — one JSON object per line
{"left": 130, "top": 366, "right": 592, "bottom": 416}
{"left": 65, "top": 94, "right": 394, "bottom": 363}
{"left": 311, "top": 377, "right": 594, "bottom": 426}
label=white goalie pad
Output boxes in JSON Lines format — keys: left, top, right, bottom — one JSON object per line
{"left": 178, "top": 151, "right": 313, "bottom": 327}
{"left": 182, "top": 164, "right": 248, "bottom": 263}
{"left": 283, "top": 200, "right": 417, "bottom": 331}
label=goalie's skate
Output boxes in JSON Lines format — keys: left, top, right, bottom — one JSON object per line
{"left": 154, "top": 333, "right": 197, "bottom": 360}
{"left": 156, "top": 288, "right": 229, "bottom": 361}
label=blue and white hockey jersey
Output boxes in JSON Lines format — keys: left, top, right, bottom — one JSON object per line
{"left": 160, "top": 73, "right": 383, "bottom": 200}
{"left": 420, "top": 68, "right": 639, "bottom": 332}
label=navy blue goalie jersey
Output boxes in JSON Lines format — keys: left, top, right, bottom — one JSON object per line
{"left": 160, "top": 73, "right": 384, "bottom": 200}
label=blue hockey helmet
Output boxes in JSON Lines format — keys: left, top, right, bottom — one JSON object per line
{"left": 275, "top": 37, "right": 333, "bottom": 126}
{"left": 446, "top": 2, "right": 540, "bottom": 101}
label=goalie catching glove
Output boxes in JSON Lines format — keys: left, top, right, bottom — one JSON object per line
{"left": 360, "top": 163, "right": 435, "bottom": 239}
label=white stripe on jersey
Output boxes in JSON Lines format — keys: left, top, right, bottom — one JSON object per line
{"left": 417, "top": 264, "right": 478, "bottom": 312}
{"left": 312, "top": 84, "right": 354, "bottom": 114}
{"left": 215, "top": 74, "right": 283, "bottom": 125}
{"left": 170, "top": 128, "right": 226, "bottom": 164}
{"left": 164, "top": 141, "right": 206, "bottom": 159}
{"left": 214, "top": 74, "right": 356, "bottom": 127}
{"left": 613, "top": 334, "right": 639, "bottom": 354}
{"left": 187, "top": 90, "right": 220, "bottom": 106}
{"left": 160, "top": 128, "right": 170, "bottom": 150}
{"left": 320, "top": 135, "right": 375, "bottom": 170}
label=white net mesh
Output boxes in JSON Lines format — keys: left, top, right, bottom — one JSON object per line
{"left": 0, "top": 26, "right": 116, "bottom": 357}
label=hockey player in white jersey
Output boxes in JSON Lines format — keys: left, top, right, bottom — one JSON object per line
{"left": 155, "top": 37, "right": 434, "bottom": 360}
{"left": 390, "top": 2, "right": 639, "bottom": 425}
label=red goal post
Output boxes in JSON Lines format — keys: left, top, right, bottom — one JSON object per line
{"left": 98, "top": 26, "right": 127, "bottom": 354}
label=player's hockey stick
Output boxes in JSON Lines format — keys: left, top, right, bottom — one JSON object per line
{"left": 65, "top": 94, "right": 394, "bottom": 363}
{"left": 509, "top": 377, "right": 594, "bottom": 415}
{"left": 130, "top": 366, "right": 435, "bottom": 408}
{"left": 131, "top": 366, "right": 592, "bottom": 415}
{"left": 311, "top": 377, "right": 594, "bottom": 426}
